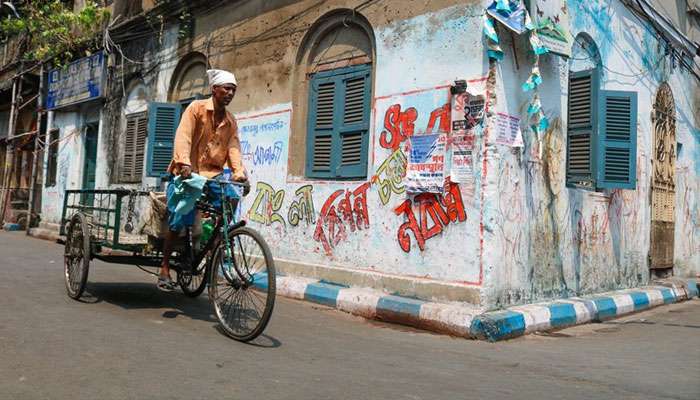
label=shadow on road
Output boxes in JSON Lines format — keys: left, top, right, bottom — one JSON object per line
{"left": 79, "top": 281, "right": 284, "bottom": 347}
{"left": 84, "top": 281, "right": 216, "bottom": 323}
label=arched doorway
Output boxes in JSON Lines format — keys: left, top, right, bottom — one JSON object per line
{"left": 649, "top": 83, "right": 676, "bottom": 273}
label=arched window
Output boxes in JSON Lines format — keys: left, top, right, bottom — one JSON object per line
{"left": 168, "top": 52, "right": 209, "bottom": 103}
{"left": 566, "top": 33, "right": 638, "bottom": 190}
{"left": 291, "top": 10, "right": 374, "bottom": 179}
{"left": 570, "top": 33, "right": 602, "bottom": 73}
{"left": 119, "top": 81, "right": 148, "bottom": 182}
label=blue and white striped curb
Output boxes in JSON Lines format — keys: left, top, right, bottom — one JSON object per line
{"left": 275, "top": 275, "right": 698, "bottom": 341}
{"left": 276, "top": 276, "right": 479, "bottom": 337}
{"left": 471, "top": 281, "right": 699, "bottom": 342}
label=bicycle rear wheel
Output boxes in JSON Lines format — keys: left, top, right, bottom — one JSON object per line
{"left": 64, "top": 213, "right": 91, "bottom": 300}
{"left": 208, "top": 227, "right": 276, "bottom": 342}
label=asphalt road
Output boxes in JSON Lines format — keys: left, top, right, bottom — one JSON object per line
{"left": 0, "top": 231, "right": 698, "bottom": 400}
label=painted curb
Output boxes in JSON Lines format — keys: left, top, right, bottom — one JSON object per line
{"left": 278, "top": 276, "right": 481, "bottom": 337}
{"left": 470, "top": 280, "right": 698, "bottom": 342}
{"left": 274, "top": 275, "right": 698, "bottom": 341}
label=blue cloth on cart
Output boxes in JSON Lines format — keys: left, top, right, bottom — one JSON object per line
{"left": 168, "top": 173, "right": 207, "bottom": 215}
{"left": 166, "top": 173, "right": 241, "bottom": 232}
{"left": 166, "top": 173, "right": 206, "bottom": 232}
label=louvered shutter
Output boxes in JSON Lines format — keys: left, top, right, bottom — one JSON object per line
{"left": 336, "top": 66, "right": 371, "bottom": 178}
{"left": 135, "top": 114, "right": 148, "bottom": 177}
{"left": 121, "top": 115, "right": 137, "bottom": 181}
{"left": 120, "top": 112, "right": 148, "bottom": 182}
{"left": 306, "top": 64, "right": 371, "bottom": 179}
{"left": 306, "top": 77, "right": 336, "bottom": 178}
{"left": 146, "top": 102, "right": 181, "bottom": 177}
{"left": 566, "top": 69, "right": 599, "bottom": 189}
{"left": 596, "top": 90, "right": 637, "bottom": 189}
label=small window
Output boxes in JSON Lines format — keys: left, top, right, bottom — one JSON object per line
{"left": 306, "top": 64, "right": 371, "bottom": 179}
{"left": 120, "top": 112, "right": 148, "bottom": 182}
{"left": 45, "top": 128, "right": 59, "bottom": 187}
{"left": 566, "top": 34, "right": 638, "bottom": 190}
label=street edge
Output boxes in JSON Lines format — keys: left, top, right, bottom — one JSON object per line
{"left": 470, "top": 280, "right": 699, "bottom": 341}
{"left": 23, "top": 230, "right": 699, "bottom": 341}
{"left": 279, "top": 276, "right": 698, "bottom": 341}
{"left": 277, "top": 277, "right": 481, "bottom": 337}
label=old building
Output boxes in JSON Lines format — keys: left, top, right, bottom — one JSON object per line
{"left": 0, "top": 29, "right": 42, "bottom": 230}
{"left": 31, "top": 0, "right": 700, "bottom": 310}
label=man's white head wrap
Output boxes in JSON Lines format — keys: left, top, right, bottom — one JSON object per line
{"left": 207, "top": 69, "right": 237, "bottom": 87}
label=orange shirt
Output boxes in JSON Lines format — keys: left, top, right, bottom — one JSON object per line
{"left": 167, "top": 98, "right": 245, "bottom": 179}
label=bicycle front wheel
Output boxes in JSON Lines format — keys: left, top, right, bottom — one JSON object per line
{"left": 208, "top": 227, "right": 276, "bottom": 342}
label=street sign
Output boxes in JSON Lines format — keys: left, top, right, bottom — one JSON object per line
{"left": 46, "top": 51, "right": 105, "bottom": 110}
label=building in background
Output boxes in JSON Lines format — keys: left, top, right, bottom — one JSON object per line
{"left": 10, "top": 0, "right": 699, "bottom": 310}
{"left": 0, "top": 27, "right": 42, "bottom": 230}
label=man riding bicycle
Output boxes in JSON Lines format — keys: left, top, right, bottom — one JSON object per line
{"left": 158, "top": 69, "right": 247, "bottom": 292}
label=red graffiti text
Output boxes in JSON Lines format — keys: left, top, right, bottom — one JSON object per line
{"left": 394, "top": 183, "right": 466, "bottom": 253}
{"left": 379, "top": 103, "right": 451, "bottom": 151}
{"left": 314, "top": 182, "right": 371, "bottom": 255}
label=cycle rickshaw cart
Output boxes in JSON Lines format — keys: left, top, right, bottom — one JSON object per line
{"left": 60, "top": 179, "right": 276, "bottom": 342}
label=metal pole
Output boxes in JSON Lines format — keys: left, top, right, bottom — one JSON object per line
{"left": 0, "top": 75, "right": 18, "bottom": 226}
{"left": 26, "top": 63, "right": 45, "bottom": 234}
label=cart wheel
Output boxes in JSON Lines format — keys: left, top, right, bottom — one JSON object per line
{"left": 208, "top": 227, "right": 276, "bottom": 342}
{"left": 64, "top": 213, "right": 91, "bottom": 300}
{"left": 178, "top": 253, "right": 209, "bottom": 298}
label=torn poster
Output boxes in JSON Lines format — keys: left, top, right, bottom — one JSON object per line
{"left": 486, "top": 0, "right": 528, "bottom": 34}
{"left": 495, "top": 112, "right": 524, "bottom": 147}
{"left": 406, "top": 133, "right": 447, "bottom": 193}
{"left": 532, "top": 0, "right": 573, "bottom": 57}
{"left": 451, "top": 89, "right": 486, "bottom": 134}
{"left": 449, "top": 134, "right": 475, "bottom": 184}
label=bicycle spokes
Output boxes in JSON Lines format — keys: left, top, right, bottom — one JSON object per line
{"left": 209, "top": 227, "right": 275, "bottom": 342}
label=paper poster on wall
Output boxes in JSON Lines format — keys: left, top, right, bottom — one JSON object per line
{"left": 495, "top": 112, "right": 524, "bottom": 147}
{"left": 406, "top": 133, "right": 447, "bottom": 193}
{"left": 449, "top": 134, "right": 475, "bottom": 184}
{"left": 532, "top": 0, "right": 573, "bottom": 57}
{"left": 451, "top": 89, "right": 486, "bottom": 134}
{"left": 486, "top": 0, "right": 528, "bottom": 34}
{"left": 237, "top": 109, "right": 291, "bottom": 179}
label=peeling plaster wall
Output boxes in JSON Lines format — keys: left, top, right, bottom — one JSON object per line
{"left": 153, "top": 1, "right": 490, "bottom": 287}
{"left": 41, "top": 105, "right": 97, "bottom": 224}
{"left": 481, "top": 0, "right": 700, "bottom": 309}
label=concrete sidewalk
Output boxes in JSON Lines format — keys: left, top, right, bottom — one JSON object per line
{"left": 23, "top": 227, "right": 700, "bottom": 341}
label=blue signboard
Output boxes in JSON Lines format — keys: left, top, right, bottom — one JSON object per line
{"left": 46, "top": 51, "right": 105, "bottom": 110}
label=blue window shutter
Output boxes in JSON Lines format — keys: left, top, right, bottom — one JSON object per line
{"left": 596, "top": 90, "right": 638, "bottom": 189}
{"left": 335, "top": 65, "right": 371, "bottom": 179}
{"left": 146, "top": 102, "right": 181, "bottom": 177}
{"left": 306, "top": 75, "right": 337, "bottom": 179}
{"left": 566, "top": 69, "right": 600, "bottom": 189}
{"left": 306, "top": 64, "right": 371, "bottom": 179}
